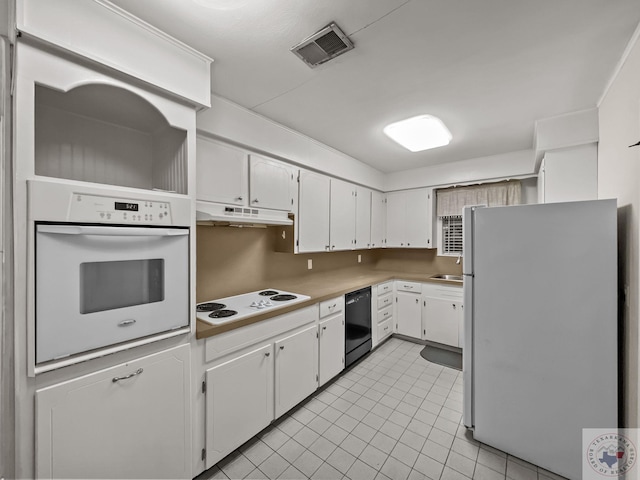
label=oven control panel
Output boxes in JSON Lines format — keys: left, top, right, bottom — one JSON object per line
{"left": 69, "top": 194, "right": 173, "bottom": 224}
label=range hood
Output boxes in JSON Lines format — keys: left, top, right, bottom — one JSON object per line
{"left": 196, "top": 201, "right": 293, "bottom": 226}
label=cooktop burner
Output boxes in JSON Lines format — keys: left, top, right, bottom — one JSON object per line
{"left": 196, "top": 302, "right": 226, "bottom": 312}
{"left": 259, "top": 290, "right": 280, "bottom": 296}
{"left": 195, "top": 288, "right": 310, "bottom": 326}
{"left": 270, "top": 294, "right": 297, "bottom": 301}
{"left": 208, "top": 309, "right": 237, "bottom": 318}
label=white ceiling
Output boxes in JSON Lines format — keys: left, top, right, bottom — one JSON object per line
{"left": 112, "top": 0, "right": 640, "bottom": 173}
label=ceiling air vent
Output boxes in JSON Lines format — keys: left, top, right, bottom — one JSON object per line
{"left": 291, "top": 23, "right": 354, "bottom": 68}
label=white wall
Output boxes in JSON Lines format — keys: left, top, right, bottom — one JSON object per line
{"left": 598, "top": 24, "right": 640, "bottom": 428}
{"left": 384, "top": 149, "right": 536, "bottom": 192}
{"left": 197, "top": 95, "right": 386, "bottom": 191}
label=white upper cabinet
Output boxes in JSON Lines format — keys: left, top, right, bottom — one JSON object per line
{"left": 249, "top": 154, "right": 296, "bottom": 211}
{"left": 385, "top": 191, "right": 407, "bottom": 247}
{"left": 405, "top": 188, "right": 432, "bottom": 248}
{"left": 17, "top": 0, "right": 212, "bottom": 107}
{"left": 385, "top": 188, "right": 434, "bottom": 248}
{"left": 355, "top": 186, "right": 372, "bottom": 249}
{"left": 370, "top": 191, "right": 387, "bottom": 248}
{"left": 298, "top": 170, "right": 331, "bottom": 253}
{"left": 196, "top": 136, "right": 247, "bottom": 206}
{"left": 196, "top": 139, "right": 295, "bottom": 212}
{"left": 538, "top": 143, "right": 597, "bottom": 204}
{"left": 329, "top": 179, "right": 357, "bottom": 251}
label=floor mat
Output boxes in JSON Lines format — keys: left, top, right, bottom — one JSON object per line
{"left": 420, "top": 344, "right": 462, "bottom": 371}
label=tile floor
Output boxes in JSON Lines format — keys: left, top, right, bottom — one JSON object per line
{"left": 196, "top": 338, "right": 566, "bottom": 480}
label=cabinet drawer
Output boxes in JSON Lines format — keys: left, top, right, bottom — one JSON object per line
{"left": 396, "top": 281, "right": 422, "bottom": 293}
{"left": 205, "top": 305, "right": 318, "bottom": 362}
{"left": 378, "top": 318, "right": 393, "bottom": 340}
{"left": 377, "top": 293, "right": 393, "bottom": 310}
{"left": 377, "top": 281, "right": 393, "bottom": 296}
{"left": 319, "top": 296, "right": 344, "bottom": 318}
{"left": 423, "top": 283, "right": 463, "bottom": 300}
{"left": 377, "top": 305, "right": 393, "bottom": 324}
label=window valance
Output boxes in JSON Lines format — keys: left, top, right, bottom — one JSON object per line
{"left": 436, "top": 180, "right": 521, "bottom": 217}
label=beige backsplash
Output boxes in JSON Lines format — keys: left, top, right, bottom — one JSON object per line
{"left": 196, "top": 225, "right": 462, "bottom": 302}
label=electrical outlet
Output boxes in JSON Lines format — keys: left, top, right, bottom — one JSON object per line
{"left": 358, "top": 254, "right": 362, "bottom": 263}
{"left": 307, "top": 259, "right": 313, "bottom": 270}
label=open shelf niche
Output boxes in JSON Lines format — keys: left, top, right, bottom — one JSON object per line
{"left": 34, "top": 83, "right": 188, "bottom": 194}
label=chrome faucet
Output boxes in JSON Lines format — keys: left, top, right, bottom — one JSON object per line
{"left": 456, "top": 253, "right": 462, "bottom": 264}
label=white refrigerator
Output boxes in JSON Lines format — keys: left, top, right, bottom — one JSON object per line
{"left": 462, "top": 200, "right": 617, "bottom": 480}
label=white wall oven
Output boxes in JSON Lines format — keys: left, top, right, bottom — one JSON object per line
{"left": 29, "top": 179, "right": 192, "bottom": 370}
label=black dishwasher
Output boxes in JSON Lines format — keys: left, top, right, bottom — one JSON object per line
{"left": 345, "top": 287, "right": 372, "bottom": 367}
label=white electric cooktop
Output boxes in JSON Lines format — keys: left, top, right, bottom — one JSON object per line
{"left": 196, "top": 288, "right": 311, "bottom": 325}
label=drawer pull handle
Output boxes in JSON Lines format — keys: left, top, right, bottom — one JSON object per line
{"left": 118, "top": 319, "right": 136, "bottom": 327}
{"left": 112, "top": 368, "right": 143, "bottom": 383}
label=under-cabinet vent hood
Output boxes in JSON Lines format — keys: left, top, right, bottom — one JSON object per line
{"left": 196, "top": 201, "right": 293, "bottom": 226}
{"left": 291, "top": 22, "right": 354, "bottom": 68}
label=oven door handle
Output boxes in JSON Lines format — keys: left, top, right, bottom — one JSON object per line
{"left": 37, "top": 225, "right": 188, "bottom": 237}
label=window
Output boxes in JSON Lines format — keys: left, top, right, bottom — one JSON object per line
{"left": 441, "top": 215, "right": 463, "bottom": 255}
{"left": 436, "top": 179, "right": 522, "bottom": 256}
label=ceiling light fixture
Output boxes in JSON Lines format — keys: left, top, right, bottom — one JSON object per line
{"left": 383, "top": 115, "right": 452, "bottom": 152}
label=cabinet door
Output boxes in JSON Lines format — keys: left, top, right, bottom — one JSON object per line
{"left": 404, "top": 188, "right": 430, "bottom": 248}
{"left": 370, "top": 191, "right": 386, "bottom": 248}
{"left": 196, "top": 136, "right": 247, "bottom": 205}
{"left": 423, "top": 296, "right": 459, "bottom": 347}
{"left": 355, "top": 186, "right": 372, "bottom": 249}
{"left": 386, "top": 191, "right": 406, "bottom": 247}
{"left": 249, "top": 154, "right": 295, "bottom": 211}
{"left": 275, "top": 325, "right": 319, "bottom": 418}
{"left": 457, "top": 303, "right": 464, "bottom": 348}
{"left": 319, "top": 314, "right": 345, "bottom": 386}
{"left": 329, "top": 178, "right": 356, "bottom": 251}
{"left": 396, "top": 291, "right": 422, "bottom": 339}
{"left": 298, "top": 170, "right": 330, "bottom": 253}
{"left": 36, "top": 345, "right": 192, "bottom": 480}
{"left": 206, "top": 344, "right": 274, "bottom": 469}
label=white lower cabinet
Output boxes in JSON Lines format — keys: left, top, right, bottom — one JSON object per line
{"left": 203, "top": 306, "right": 319, "bottom": 469}
{"left": 395, "top": 282, "right": 423, "bottom": 339}
{"left": 319, "top": 312, "right": 345, "bottom": 386}
{"left": 205, "top": 344, "right": 274, "bottom": 469}
{"left": 275, "top": 325, "right": 319, "bottom": 418}
{"left": 35, "top": 344, "right": 192, "bottom": 479}
{"left": 422, "top": 283, "right": 463, "bottom": 347}
{"left": 423, "top": 297, "right": 460, "bottom": 346}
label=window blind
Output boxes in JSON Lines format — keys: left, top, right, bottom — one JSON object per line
{"left": 442, "top": 215, "right": 463, "bottom": 255}
{"left": 436, "top": 180, "right": 521, "bottom": 217}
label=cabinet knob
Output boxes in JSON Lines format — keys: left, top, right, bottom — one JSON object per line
{"left": 416, "top": 298, "right": 419, "bottom": 304}
{"left": 265, "top": 352, "right": 270, "bottom": 357}
{"left": 235, "top": 196, "right": 243, "bottom": 201}
{"left": 252, "top": 199, "right": 259, "bottom": 204}
{"left": 325, "top": 245, "right": 330, "bottom": 251}
{"left": 452, "top": 304, "right": 456, "bottom": 309}
{"left": 280, "top": 345, "right": 285, "bottom": 350}
{"left": 322, "top": 326, "right": 327, "bottom": 330}
{"left": 407, "top": 243, "right": 411, "bottom": 246}
{"left": 332, "top": 245, "right": 335, "bottom": 249}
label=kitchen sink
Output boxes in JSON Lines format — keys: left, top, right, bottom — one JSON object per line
{"left": 431, "top": 274, "right": 464, "bottom": 282}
